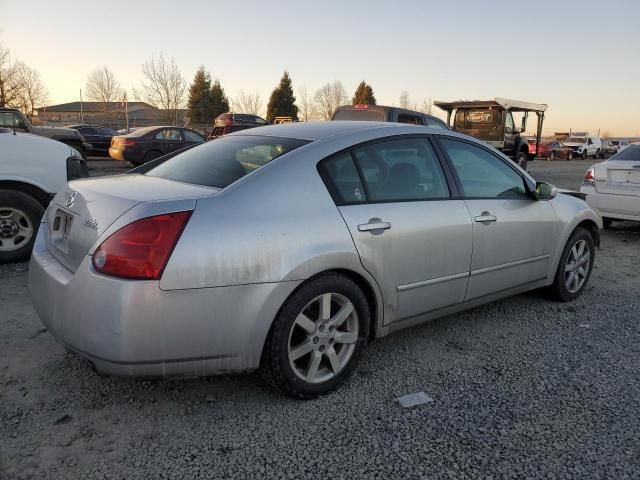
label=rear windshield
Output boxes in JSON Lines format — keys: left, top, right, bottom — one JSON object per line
{"left": 567, "top": 137, "right": 586, "bottom": 143}
{"left": 610, "top": 145, "right": 640, "bottom": 161}
{"left": 332, "top": 109, "right": 386, "bottom": 121}
{"left": 146, "top": 135, "right": 309, "bottom": 188}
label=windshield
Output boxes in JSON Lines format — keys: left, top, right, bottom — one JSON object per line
{"left": 609, "top": 144, "right": 640, "bottom": 161}
{"left": 146, "top": 135, "right": 309, "bottom": 188}
{"left": 332, "top": 109, "right": 386, "bottom": 121}
{"left": 567, "top": 137, "right": 586, "bottom": 143}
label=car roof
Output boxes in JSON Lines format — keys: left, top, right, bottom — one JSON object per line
{"left": 230, "top": 121, "right": 413, "bottom": 141}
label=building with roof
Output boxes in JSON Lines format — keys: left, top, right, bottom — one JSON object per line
{"left": 34, "top": 101, "right": 187, "bottom": 128}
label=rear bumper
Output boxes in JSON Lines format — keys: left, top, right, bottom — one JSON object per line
{"left": 108, "top": 147, "right": 125, "bottom": 161}
{"left": 580, "top": 186, "right": 640, "bottom": 221}
{"left": 28, "top": 227, "right": 301, "bottom": 377}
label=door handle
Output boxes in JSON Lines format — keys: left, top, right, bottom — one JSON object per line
{"left": 474, "top": 213, "right": 497, "bottom": 223}
{"left": 358, "top": 221, "right": 391, "bottom": 232}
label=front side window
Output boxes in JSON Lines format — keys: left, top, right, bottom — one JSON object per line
{"left": 505, "top": 112, "right": 515, "bottom": 132}
{"left": 183, "top": 129, "right": 205, "bottom": 142}
{"left": 146, "top": 135, "right": 308, "bottom": 189}
{"left": 352, "top": 137, "right": 450, "bottom": 201}
{"left": 440, "top": 139, "right": 529, "bottom": 199}
{"left": 318, "top": 152, "right": 367, "bottom": 204}
{"left": 0, "top": 112, "right": 26, "bottom": 129}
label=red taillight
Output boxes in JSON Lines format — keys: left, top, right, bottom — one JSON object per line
{"left": 122, "top": 139, "right": 137, "bottom": 147}
{"left": 225, "top": 117, "right": 233, "bottom": 126}
{"left": 354, "top": 104, "right": 369, "bottom": 109}
{"left": 92, "top": 211, "right": 192, "bottom": 280}
{"left": 583, "top": 167, "right": 595, "bottom": 186}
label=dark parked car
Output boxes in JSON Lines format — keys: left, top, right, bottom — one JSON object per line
{"left": 67, "top": 125, "right": 117, "bottom": 156}
{"left": 331, "top": 104, "right": 449, "bottom": 130}
{"left": 208, "top": 113, "right": 269, "bottom": 139}
{"left": 109, "top": 126, "right": 206, "bottom": 166}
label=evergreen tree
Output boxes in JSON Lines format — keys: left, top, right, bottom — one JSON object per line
{"left": 266, "top": 71, "right": 298, "bottom": 123}
{"left": 187, "top": 66, "right": 212, "bottom": 124}
{"left": 352, "top": 80, "right": 376, "bottom": 105}
{"left": 209, "top": 79, "right": 230, "bottom": 119}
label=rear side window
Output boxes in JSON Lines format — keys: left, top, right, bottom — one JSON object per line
{"left": 318, "top": 153, "right": 367, "bottom": 204}
{"left": 397, "top": 114, "right": 423, "bottom": 125}
{"left": 332, "top": 109, "right": 386, "bottom": 121}
{"left": 425, "top": 117, "right": 448, "bottom": 130}
{"left": 352, "top": 138, "right": 449, "bottom": 201}
{"left": 147, "top": 135, "right": 308, "bottom": 188}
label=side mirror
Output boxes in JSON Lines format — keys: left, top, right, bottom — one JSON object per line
{"left": 535, "top": 181, "right": 557, "bottom": 200}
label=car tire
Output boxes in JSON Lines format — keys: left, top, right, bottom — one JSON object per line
{"left": 595, "top": 149, "right": 601, "bottom": 159}
{"left": 581, "top": 150, "right": 587, "bottom": 160}
{"left": 602, "top": 217, "right": 613, "bottom": 229}
{"left": 548, "top": 228, "right": 595, "bottom": 302}
{"left": 567, "top": 151, "right": 573, "bottom": 160}
{"left": 0, "top": 189, "right": 44, "bottom": 264}
{"left": 142, "top": 150, "right": 162, "bottom": 165}
{"left": 515, "top": 151, "right": 528, "bottom": 171}
{"left": 260, "top": 273, "right": 370, "bottom": 399}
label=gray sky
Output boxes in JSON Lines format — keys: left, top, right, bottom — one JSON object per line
{"left": 2, "top": 0, "right": 639, "bottom": 135}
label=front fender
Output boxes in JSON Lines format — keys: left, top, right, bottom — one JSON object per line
{"left": 547, "top": 195, "right": 602, "bottom": 283}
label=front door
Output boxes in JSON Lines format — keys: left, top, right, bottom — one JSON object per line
{"left": 318, "top": 136, "right": 472, "bottom": 325}
{"left": 438, "top": 137, "right": 557, "bottom": 300}
{"left": 502, "top": 111, "right": 517, "bottom": 158}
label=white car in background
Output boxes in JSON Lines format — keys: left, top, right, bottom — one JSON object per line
{"left": 0, "top": 129, "right": 88, "bottom": 262}
{"left": 581, "top": 144, "right": 640, "bottom": 228}
{"left": 564, "top": 135, "right": 604, "bottom": 160}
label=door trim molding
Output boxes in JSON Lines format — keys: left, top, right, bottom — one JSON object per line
{"left": 397, "top": 271, "right": 469, "bottom": 292}
{"left": 470, "top": 254, "right": 551, "bottom": 277}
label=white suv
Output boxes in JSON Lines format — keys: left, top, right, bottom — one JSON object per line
{"left": 0, "top": 130, "right": 88, "bottom": 262}
{"left": 564, "top": 135, "right": 604, "bottom": 160}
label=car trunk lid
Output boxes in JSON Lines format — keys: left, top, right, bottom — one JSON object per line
{"left": 595, "top": 160, "right": 640, "bottom": 197}
{"left": 46, "top": 174, "right": 219, "bottom": 272}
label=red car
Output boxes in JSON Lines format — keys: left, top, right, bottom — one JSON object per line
{"left": 528, "top": 139, "right": 574, "bottom": 160}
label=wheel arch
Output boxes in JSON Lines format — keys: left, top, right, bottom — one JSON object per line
{"left": 0, "top": 180, "right": 53, "bottom": 208}
{"left": 574, "top": 219, "right": 600, "bottom": 247}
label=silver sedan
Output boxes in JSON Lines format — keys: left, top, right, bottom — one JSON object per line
{"left": 29, "top": 122, "right": 602, "bottom": 398}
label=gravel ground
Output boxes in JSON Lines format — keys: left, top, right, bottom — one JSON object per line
{"left": 1, "top": 160, "right": 639, "bottom": 479}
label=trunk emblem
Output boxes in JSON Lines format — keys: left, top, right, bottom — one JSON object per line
{"left": 65, "top": 192, "right": 77, "bottom": 208}
{"left": 82, "top": 218, "right": 98, "bottom": 229}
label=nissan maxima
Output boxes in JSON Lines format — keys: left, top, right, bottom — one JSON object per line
{"left": 29, "top": 122, "right": 602, "bottom": 398}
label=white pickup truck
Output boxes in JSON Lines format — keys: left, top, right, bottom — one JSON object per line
{"left": 0, "top": 130, "right": 88, "bottom": 262}
{"left": 564, "top": 135, "right": 604, "bottom": 160}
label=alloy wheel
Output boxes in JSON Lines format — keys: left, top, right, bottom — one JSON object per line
{"left": 564, "top": 239, "right": 590, "bottom": 293}
{"left": 287, "top": 293, "right": 359, "bottom": 384}
{"left": 0, "top": 207, "right": 34, "bottom": 252}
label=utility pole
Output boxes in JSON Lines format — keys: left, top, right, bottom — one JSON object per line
{"left": 79, "top": 89, "right": 84, "bottom": 123}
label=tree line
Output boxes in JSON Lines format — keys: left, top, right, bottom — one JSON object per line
{"left": 0, "top": 41, "right": 434, "bottom": 124}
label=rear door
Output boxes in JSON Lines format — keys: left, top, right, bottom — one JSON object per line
{"left": 437, "top": 137, "right": 557, "bottom": 300}
{"left": 320, "top": 136, "right": 472, "bottom": 325}
{"left": 182, "top": 129, "right": 206, "bottom": 146}
{"left": 154, "top": 128, "right": 184, "bottom": 154}
{"left": 502, "top": 111, "right": 517, "bottom": 157}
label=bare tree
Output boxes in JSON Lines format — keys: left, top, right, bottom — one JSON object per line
{"left": 399, "top": 90, "right": 411, "bottom": 110}
{"left": 313, "top": 81, "right": 347, "bottom": 120}
{"left": 85, "top": 66, "right": 122, "bottom": 115}
{"left": 0, "top": 43, "right": 19, "bottom": 108}
{"left": 296, "top": 84, "right": 315, "bottom": 121}
{"left": 232, "top": 90, "right": 263, "bottom": 115}
{"left": 136, "top": 53, "right": 186, "bottom": 124}
{"left": 14, "top": 63, "right": 48, "bottom": 117}
{"left": 418, "top": 98, "right": 433, "bottom": 115}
